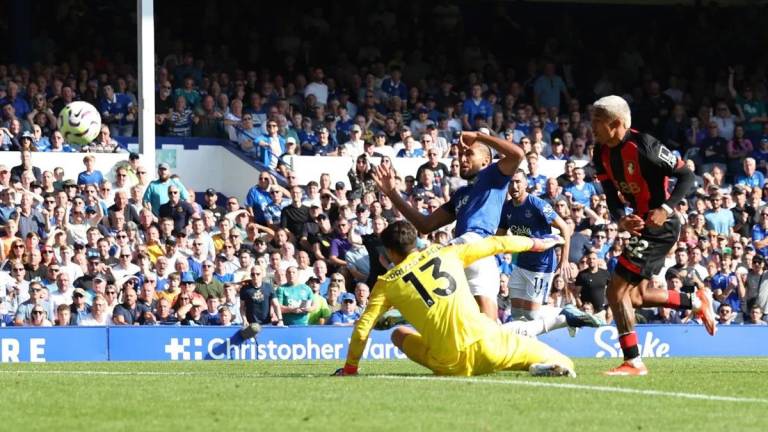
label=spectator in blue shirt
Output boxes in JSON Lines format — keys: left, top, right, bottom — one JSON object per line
{"left": 0, "top": 81, "right": 30, "bottom": 119}
{"left": 99, "top": 84, "right": 135, "bottom": 137}
{"left": 327, "top": 292, "right": 360, "bottom": 325}
{"left": 736, "top": 157, "right": 765, "bottom": 190}
{"left": 462, "top": 84, "right": 493, "bottom": 130}
{"left": 77, "top": 155, "right": 104, "bottom": 186}
{"left": 245, "top": 173, "right": 274, "bottom": 225}
{"left": 380, "top": 66, "right": 408, "bottom": 101}
{"left": 564, "top": 167, "right": 597, "bottom": 206}
{"left": 396, "top": 135, "right": 424, "bottom": 158}
{"left": 704, "top": 193, "right": 735, "bottom": 236}
{"left": 533, "top": 62, "right": 570, "bottom": 110}
{"left": 751, "top": 209, "right": 768, "bottom": 257}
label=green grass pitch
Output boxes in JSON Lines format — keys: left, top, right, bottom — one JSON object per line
{"left": 1, "top": 358, "right": 765, "bottom": 431}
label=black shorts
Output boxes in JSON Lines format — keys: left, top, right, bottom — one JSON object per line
{"left": 615, "top": 216, "right": 682, "bottom": 284}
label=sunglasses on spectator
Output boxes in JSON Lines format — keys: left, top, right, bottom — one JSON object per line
{"left": 32, "top": 310, "right": 44, "bottom": 315}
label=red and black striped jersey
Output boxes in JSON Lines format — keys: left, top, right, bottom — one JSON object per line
{"left": 593, "top": 129, "right": 685, "bottom": 219}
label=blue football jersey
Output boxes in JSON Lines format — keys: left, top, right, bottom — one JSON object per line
{"left": 441, "top": 163, "right": 510, "bottom": 237}
{"left": 498, "top": 194, "right": 558, "bottom": 272}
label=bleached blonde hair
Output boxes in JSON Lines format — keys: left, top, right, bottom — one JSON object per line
{"left": 593, "top": 95, "right": 631, "bottom": 128}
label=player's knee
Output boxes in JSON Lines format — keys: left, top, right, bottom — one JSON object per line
{"left": 391, "top": 327, "right": 410, "bottom": 349}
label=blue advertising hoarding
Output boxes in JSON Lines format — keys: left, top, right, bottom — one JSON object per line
{"left": 0, "top": 327, "right": 108, "bottom": 362}
{"left": 108, "top": 326, "right": 406, "bottom": 362}
{"left": 0, "top": 325, "right": 766, "bottom": 363}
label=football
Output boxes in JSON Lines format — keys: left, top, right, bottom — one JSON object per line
{"left": 57, "top": 101, "right": 102, "bottom": 145}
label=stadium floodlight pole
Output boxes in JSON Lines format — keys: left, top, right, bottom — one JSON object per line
{"left": 137, "top": 0, "right": 156, "bottom": 171}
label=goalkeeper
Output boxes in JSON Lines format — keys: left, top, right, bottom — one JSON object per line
{"left": 334, "top": 221, "right": 575, "bottom": 377}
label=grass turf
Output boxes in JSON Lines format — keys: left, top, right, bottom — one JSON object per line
{"left": 1, "top": 358, "right": 765, "bottom": 431}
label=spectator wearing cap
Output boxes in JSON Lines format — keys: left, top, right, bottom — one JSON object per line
{"left": 547, "top": 138, "right": 567, "bottom": 160}
{"left": 736, "top": 157, "right": 765, "bottom": 191}
{"left": 69, "top": 287, "right": 92, "bottom": 325}
{"left": 202, "top": 188, "right": 225, "bottom": 220}
{"left": 158, "top": 184, "right": 195, "bottom": 233}
{"left": 195, "top": 260, "right": 224, "bottom": 300}
{"left": 213, "top": 254, "right": 234, "bottom": 283}
{"left": 142, "top": 163, "right": 189, "bottom": 216}
{"left": 173, "top": 272, "right": 204, "bottom": 308}
{"left": 276, "top": 266, "right": 313, "bottom": 326}
{"left": 327, "top": 292, "right": 360, "bottom": 326}
{"left": 306, "top": 276, "right": 331, "bottom": 325}
{"left": 342, "top": 124, "right": 365, "bottom": 158}
{"left": 369, "top": 130, "right": 394, "bottom": 159}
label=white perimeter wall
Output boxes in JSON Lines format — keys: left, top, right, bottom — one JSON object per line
{"left": 0, "top": 148, "right": 583, "bottom": 201}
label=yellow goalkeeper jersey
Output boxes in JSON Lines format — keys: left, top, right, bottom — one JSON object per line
{"left": 346, "top": 235, "right": 535, "bottom": 367}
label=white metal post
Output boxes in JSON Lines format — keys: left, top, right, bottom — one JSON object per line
{"left": 137, "top": 0, "right": 156, "bottom": 171}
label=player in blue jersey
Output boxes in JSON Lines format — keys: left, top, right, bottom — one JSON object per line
{"left": 497, "top": 170, "right": 574, "bottom": 320}
{"left": 373, "top": 131, "right": 521, "bottom": 319}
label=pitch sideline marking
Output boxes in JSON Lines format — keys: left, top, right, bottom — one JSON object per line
{"left": 1, "top": 369, "right": 765, "bottom": 404}
{"left": 369, "top": 375, "right": 768, "bottom": 404}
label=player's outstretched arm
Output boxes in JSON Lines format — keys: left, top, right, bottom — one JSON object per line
{"left": 334, "top": 284, "right": 390, "bottom": 376}
{"left": 456, "top": 235, "right": 563, "bottom": 267}
{"left": 371, "top": 164, "right": 454, "bottom": 233}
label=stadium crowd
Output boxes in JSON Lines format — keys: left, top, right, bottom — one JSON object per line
{"left": 1, "top": 1, "right": 768, "bottom": 328}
